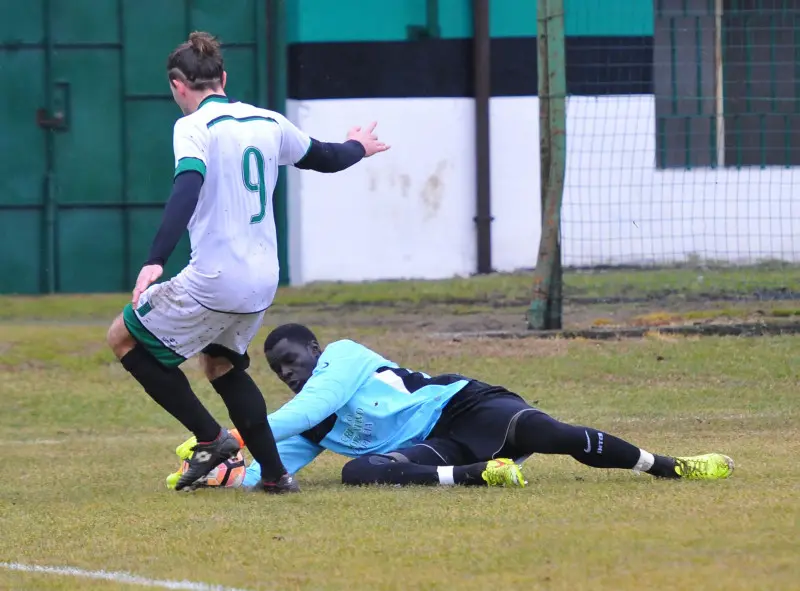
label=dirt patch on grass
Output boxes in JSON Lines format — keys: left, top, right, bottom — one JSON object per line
{"left": 368, "top": 333, "right": 574, "bottom": 361}
{"left": 261, "top": 297, "right": 800, "bottom": 337}
{"left": 4, "top": 294, "right": 799, "bottom": 346}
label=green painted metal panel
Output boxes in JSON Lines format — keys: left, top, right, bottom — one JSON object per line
{"left": 221, "top": 47, "right": 259, "bottom": 101}
{"left": 192, "top": 0, "right": 259, "bottom": 43}
{"left": 124, "top": 99, "right": 191, "bottom": 284}
{"left": 0, "top": 0, "right": 44, "bottom": 42}
{"left": 125, "top": 101, "right": 176, "bottom": 204}
{"left": 0, "top": 212, "right": 42, "bottom": 294}
{"left": 127, "top": 210, "right": 191, "bottom": 285}
{"left": 0, "top": 50, "right": 46, "bottom": 207}
{"left": 122, "top": 0, "right": 186, "bottom": 96}
{"left": 52, "top": 49, "right": 123, "bottom": 204}
{"left": 57, "top": 210, "right": 126, "bottom": 292}
{"left": 51, "top": 0, "right": 119, "bottom": 44}
{"left": 0, "top": 2, "right": 46, "bottom": 294}
{"left": 0, "top": 0, "right": 270, "bottom": 294}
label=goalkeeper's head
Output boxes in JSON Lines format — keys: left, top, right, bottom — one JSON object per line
{"left": 263, "top": 324, "right": 321, "bottom": 394}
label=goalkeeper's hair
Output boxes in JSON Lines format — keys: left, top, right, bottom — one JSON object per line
{"left": 264, "top": 323, "right": 319, "bottom": 353}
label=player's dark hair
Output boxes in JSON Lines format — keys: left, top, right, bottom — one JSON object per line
{"left": 167, "top": 31, "right": 224, "bottom": 91}
{"left": 264, "top": 324, "right": 319, "bottom": 353}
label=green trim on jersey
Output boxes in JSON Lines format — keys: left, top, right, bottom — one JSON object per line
{"left": 206, "top": 114, "right": 278, "bottom": 129}
{"left": 298, "top": 137, "right": 313, "bottom": 163}
{"left": 198, "top": 95, "right": 230, "bottom": 109}
{"left": 122, "top": 303, "right": 186, "bottom": 367}
{"left": 174, "top": 157, "right": 207, "bottom": 179}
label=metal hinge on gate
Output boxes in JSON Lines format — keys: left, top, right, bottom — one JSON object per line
{"left": 37, "top": 81, "right": 70, "bottom": 131}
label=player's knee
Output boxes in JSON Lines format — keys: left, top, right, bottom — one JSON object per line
{"left": 514, "top": 410, "right": 586, "bottom": 454}
{"left": 106, "top": 314, "right": 136, "bottom": 359}
{"left": 341, "top": 454, "right": 397, "bottom": 485}
{"left": 341, "top": 457, "right": 371, "bottom": 485}
{"left": 200, "top": 353, "right": 234, "bottom": 381}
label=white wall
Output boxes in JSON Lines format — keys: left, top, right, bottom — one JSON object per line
{"left": 285, "top": 96, "right": 800, "bottom": 285}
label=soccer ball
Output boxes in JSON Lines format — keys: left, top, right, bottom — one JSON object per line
{"left": 180, "top": 451, "right": 247, "bottom": 488}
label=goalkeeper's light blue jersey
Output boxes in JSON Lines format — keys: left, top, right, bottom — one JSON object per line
{"left": 243, "top": 339, "right": 470, "bottom": 485}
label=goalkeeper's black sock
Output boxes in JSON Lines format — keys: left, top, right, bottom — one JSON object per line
{"left": 120, "top": 344, "right": 221, "bottom": 442}
{"left": 645, "top": 455, "right": 680, "bottom": 479}
{"left": 210, "top": 369, "right": 287, "bottom": 483}
{"left": 510, "top": 412, "right": 682, "bottom": 479}
{"left": 452, "top": 463, "right": 491, "bottom": 485}
{"left": 342, "top": 459, "right": 441, "bottom": 486}
{"left": 341, "top": 457, "right": 489, "bottom": 486}
{"left": 511, "top": 411, "right": 656, "bottom": 470}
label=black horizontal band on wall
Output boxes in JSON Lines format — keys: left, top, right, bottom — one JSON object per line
{"left": 288, "top": 36, "right": 653, "bottom": 100}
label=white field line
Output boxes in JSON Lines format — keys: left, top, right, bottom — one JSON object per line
{"left": 0, "top": 562, "right": 254, "bottom": 591}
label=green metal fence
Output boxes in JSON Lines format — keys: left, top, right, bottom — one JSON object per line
{"left": 0, "top": 0, "right": 272, "bottom": 294}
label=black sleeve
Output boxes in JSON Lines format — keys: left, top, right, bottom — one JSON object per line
{"left": 294, "top": 138, "right": 366, "bottom": 173}
{"left": 144, "top": 171, "right": 203, "bottom": 266}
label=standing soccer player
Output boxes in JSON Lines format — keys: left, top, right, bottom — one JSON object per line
{"left": 106, "top": 31, "right": 388, "bottom": 493}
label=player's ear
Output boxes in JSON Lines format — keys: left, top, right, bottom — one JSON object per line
{"left": 309, "top": 340, "right": 321, "bottom": 357}
{"left": 169, "top": 78, "right": 186, "bottom": 96}
{"left": 221, "top": 71, "right": 227, "bottom": 89}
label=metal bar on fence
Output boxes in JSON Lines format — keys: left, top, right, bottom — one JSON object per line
{"left": 715, "top": 0, "right": 725, "bottom": 167}
{"left": 266, "top": 0, "right": 290, "bottom": 285}
{"left": 473, "top": 0, "right": 493, "bottom": 275}
{"left": 42, "top": 0, "right": 57, "bottom": 294}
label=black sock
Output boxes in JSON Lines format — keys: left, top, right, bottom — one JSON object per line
{"left": 341, "top": 457, "right": 491, "bottom": 487}
{"left": 210, "top": 369, "right": 286, "bottom": 483}
{"left": 512, "top": 412, "right": 642, "bottom": 469}
{"left": 349, "top": 462, "right": 487, "bottom": 486}
{"left": 453, "top": 463, "right": 490, "bottom": 486}
{"left": 341, "top": 458, "right": 440, "bottom": 486}
{"left": 120, "top": 345, "right": 220, "bottom": 442}
{"left": 568, "top": 428, "right": 642, "bottom": 469}
{"left": 646, "top": 455, "right": 679, "bottom": 479}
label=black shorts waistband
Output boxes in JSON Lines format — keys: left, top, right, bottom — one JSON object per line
{"left": 430, "top": 380, "right": 525, "bottom": 439}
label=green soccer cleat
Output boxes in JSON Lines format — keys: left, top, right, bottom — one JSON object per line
{"left": 481, "top": 458, "right": 527, "bottom": 488}
{"left": 166, "top": 470, "right": 181, "bottom": 490}
{"left": 673, "top": 453, "right": 735, "bottom": 480}
{"left": 175, "top": 436, "right": 197, "bottom": 462}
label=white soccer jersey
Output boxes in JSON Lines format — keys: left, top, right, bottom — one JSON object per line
{"left": 171, "top": 96, "right": 311, "bottom": 313}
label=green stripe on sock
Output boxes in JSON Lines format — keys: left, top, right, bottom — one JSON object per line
{"left": 122, "top": 303, "right": 186, "bottom": 367}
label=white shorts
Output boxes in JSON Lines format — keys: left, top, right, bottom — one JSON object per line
{"left": 122, "top": 275, "right": 265, "bottom": 367}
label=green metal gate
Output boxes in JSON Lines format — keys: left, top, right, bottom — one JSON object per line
{"left": 0, "top": 0, "right": 272, "bottom": 294}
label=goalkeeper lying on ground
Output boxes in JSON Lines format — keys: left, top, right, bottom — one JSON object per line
{"left": 167, "top": 323, "right": 735, "bottom": 490}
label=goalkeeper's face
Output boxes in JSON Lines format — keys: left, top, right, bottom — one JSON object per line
{"left": 266, "top": 338, "right": 321, "bottom": 394}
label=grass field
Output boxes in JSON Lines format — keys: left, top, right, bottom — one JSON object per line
{"left": 1, "top": 273, "right": 799, "bottom": 590}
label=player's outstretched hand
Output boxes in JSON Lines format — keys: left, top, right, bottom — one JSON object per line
{"left": 347, "top": 122, "right": 390, "bottom": 157}
{"left": 132, "top": 264, "right": 163, "bottom": 305}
